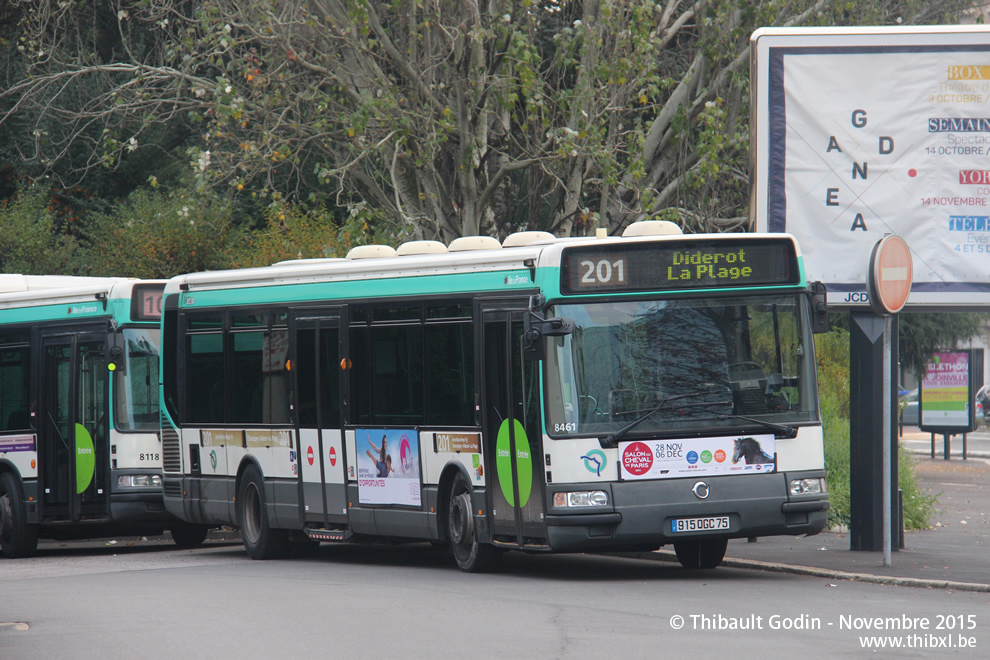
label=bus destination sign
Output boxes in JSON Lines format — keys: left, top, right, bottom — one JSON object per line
{"left": 131, "top": 283, "right": 165, "bottom": 321}
{"left": 561, "top": 239, "right": 799, "bottom": 294}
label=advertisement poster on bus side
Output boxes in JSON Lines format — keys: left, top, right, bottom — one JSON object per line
{"left": 357, "top": 428, "right": 421, "bottom": 506}
{"left": 618, "top": 434, "right": 776, "bottom": 480}
{"left": 920, "top": 351, "right": 970, "bottom": 428}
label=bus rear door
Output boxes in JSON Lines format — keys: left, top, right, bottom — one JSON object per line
{"left": 291, "top": 310, "right": 346, "bottom": 528}
{"left": 479, "top": 302, "right": 546, "bottom": 549}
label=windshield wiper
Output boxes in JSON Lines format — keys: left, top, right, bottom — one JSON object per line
{"left": 600, "top": 390, "right": 732, "bottom": 448}
{"left": 714, "top": 413, "right": 797, "bottom": 439}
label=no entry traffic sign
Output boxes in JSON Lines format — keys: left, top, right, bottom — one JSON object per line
{"left": 866, "top": 235, "right": 912, "bottom": 315}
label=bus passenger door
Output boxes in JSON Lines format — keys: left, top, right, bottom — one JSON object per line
{"left": 291, "top": 311, "right": 346, "bottom": 527}
{"left": 480, "top": 304, "right": 546, "bottom": 548}
{"left": 39, "top": 334, "right": 109, "bottom": 522}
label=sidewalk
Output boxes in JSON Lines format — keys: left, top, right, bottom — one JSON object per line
{"left": 650, "top": 439, "right": 990, "bottom": 591}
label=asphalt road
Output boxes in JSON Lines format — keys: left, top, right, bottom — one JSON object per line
{"left": 2, "top": 539, "right": 989, "bottom": 659}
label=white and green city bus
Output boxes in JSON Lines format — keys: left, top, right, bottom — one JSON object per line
{"left": 159, "top": 222, "right": 830, "bottom": 571}
{"left": 0, "top": 276, "right": 208, "bottom": 558}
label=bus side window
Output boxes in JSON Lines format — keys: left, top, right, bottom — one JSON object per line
{"left": 187, "top": 332, "right": 225, "bottom": 424}
{"left": 369, "top": 325, "right": 423, "bottom": 425}
{"left": 0, "top": 346, "right": 31, "bottom": 431}
{"left": 424, "top": 321, "right": 474, "bottom": 426}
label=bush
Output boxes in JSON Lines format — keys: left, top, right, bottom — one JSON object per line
{"left": 84, "top": 188, "right": 238, "bottom": 279}
{"left": 816, "top": 327, "right": 936, "bottom": 530}
{"left": 817, "top": 329, "right": 851, "bottom": 529}
{"left": 899, "top": 447, "right": 939, "bottom": 530}
{"left": 0, "top": 186, "right": 82, "bottom": 274}
{"left": 226, "top": 202, "right": 356, "bottom": 268}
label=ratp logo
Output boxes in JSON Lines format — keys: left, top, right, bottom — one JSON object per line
{"left": 210, "top": 450, "right": 217, "bottom": 471}
{"left": 581, "top": 449, "right": 607, "bottom": 477}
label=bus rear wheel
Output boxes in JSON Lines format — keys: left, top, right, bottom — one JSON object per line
{"left": 447, "top": 474, "right": 500, "bottom": 573}
{"left": 0, "top": 472, "right": 38, "bottom": 559}
{"left": 238, "top": 465, "right": 289, "bottom": 560}
{"left": 674, "top": 538, "right": 728, "bottom": 569}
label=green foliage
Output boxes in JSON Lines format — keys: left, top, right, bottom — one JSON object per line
{"left": 226, "top": 202, "right": 356, "bottom": 269}
{"left": 898, "top": 446, "right": 939, "bottom": 530}
{"left": 2, "top": 0, "right": 980, "bottom": 242}
{"left": 816, "top": 326, "right": 936, "bottom": 530}
{"left": 899, "top": 312, "right": 988, "bottom": 376}
{"left": 817, "top": 328, "right": 852, "bottom": 528}
{"left": 0, "top": 186, "right": 81, "bottom": 274}
{"left": 84, "top": 188, "right": 238, "bottom": 279}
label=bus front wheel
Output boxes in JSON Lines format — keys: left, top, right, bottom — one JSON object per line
{"left": 447, "top": 474, "right": 500, "bottom": 573}
{"left": 674, "top": 538, "right": 728, "bottom": 569}
{"left": 0, "top": 472, "right": 38, "bottom": 559}
{"left": 237, "top": 466, "right": 289, "bottom": 560}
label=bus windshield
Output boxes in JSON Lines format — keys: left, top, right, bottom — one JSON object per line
{"left": 544, "top": 294, "right": 818, "bottom": 437}
{"left": 115, "top": 328, "right": 161, "bottom": 431}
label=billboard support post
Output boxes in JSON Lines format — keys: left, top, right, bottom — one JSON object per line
{"left": 849, "top": 315, "right": 902, "bottom": 557}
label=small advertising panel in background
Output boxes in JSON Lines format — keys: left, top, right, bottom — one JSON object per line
{"left": 920, "top": 349, "right": 983, "bottom": 434}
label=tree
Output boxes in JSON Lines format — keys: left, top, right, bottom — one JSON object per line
{"left": 2, "top": 1, "right": 983, "bottom": 241}
{"left": 899, "top": 312, "right": 988, "bottom": 378}
{"left": 829, "top": 310, "right": 990, "bottom": 381}
{"left": 0, "top": 186, "right": 82, "bottom": 274}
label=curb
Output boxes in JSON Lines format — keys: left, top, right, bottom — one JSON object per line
{"left": 906, "top": 450, "right": 990, "bottom": 460}
{"left": 636, "top": 549, "right": 990, "bottom": 593}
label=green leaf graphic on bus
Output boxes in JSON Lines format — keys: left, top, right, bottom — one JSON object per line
{"left": 496, "top": 419, "right": 532, "bottom": 507}
{"left": 75, "top": 423, "right": 96, "bottom": 494}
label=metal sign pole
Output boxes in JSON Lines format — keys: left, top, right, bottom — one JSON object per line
{"left": 866, "top": 234, "right": 911, "bottom": 567}
{"left": 882, "top": 315, "right": 892, "bottom": 567}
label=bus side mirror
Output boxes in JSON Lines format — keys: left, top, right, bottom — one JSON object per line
{"left": 523, "top": 311, "right": 574, "bottom": 360}
{"left": 108, "top": 344, "right": 125, "bottom": 374}
{"left": 810, "top": 281, "right": 829, "bottom": 334}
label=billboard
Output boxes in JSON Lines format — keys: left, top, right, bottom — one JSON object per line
{"left": 751, "top": 26, "right": 990, "bottom": 308}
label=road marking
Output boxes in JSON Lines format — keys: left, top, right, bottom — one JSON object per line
{"left": 0, "top": 622, "right": 30, "bottom": 631}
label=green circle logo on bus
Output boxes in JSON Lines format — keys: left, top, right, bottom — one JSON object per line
{"left": 495, "top": 419, "right": 532, "bottom": 507}
{"left": 74, "top": 423, "right": 96, "bottom": 494}
{"left": 581, "top": 449, "right": 607, "bottom": 476}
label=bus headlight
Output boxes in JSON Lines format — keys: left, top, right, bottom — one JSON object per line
{"left": 117, "top": 474, "right": 162, "bottom": 488}
{"left": 553, "top": 490, "right": 609, "bottom": 507}
{"left": 789, "top": 478, "right": 825, "bottom": 495}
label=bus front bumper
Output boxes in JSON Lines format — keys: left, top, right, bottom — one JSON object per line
{"left": 544, "top": 471, "right": 828, "bottom": 552}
